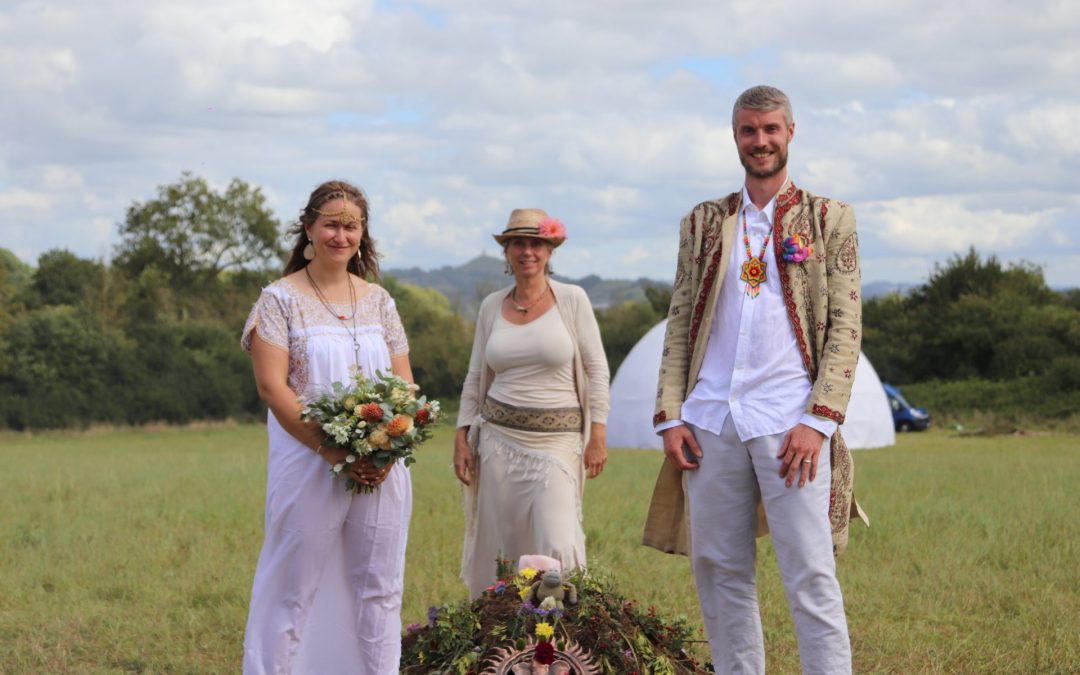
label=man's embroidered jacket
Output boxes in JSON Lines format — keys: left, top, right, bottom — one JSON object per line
{"left": 643, "top": 181, "right": 868, "bottom": 556}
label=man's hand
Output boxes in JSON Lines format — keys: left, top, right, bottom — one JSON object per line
{"left": 777, "top": 423, "right": 826, "bottom": 488}
{"left": 662, "top": 425, "right": 702, "bottom": 471}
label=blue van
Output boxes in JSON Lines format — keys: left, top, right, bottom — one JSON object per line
{"left": 882, "top": 383, "right": 931, "bottom": 432}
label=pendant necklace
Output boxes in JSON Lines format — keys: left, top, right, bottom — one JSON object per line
{"left": 511, "top": 284, "right": 550, "bottom": 314}
{"left": 305, "top": 266, "right": 362, "bottom": 366}
{"left": 739, "top": 212, "right": 771, "bottom": 299}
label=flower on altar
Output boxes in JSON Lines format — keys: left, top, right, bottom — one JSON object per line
{"left": 533, "top": 639, "right": 555, "bottom": 665}
{"left": 515, "top": 567, "right": 537, "bottom": 590}
{"left": 535, "top": 621, "right": 554, "bottom": 641}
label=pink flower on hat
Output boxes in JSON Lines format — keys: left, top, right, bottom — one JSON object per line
{"left": 537, "top": 218, "right": 567, "bottom": 240}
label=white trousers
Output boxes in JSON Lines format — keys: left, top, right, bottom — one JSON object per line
{"left": 686, "top": 417, "right": 851, "bottom": 675}
{"left": 243, "top": 442, "right": 412, "bottom": 675}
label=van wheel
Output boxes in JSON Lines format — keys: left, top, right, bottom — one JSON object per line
{"left": 898, "top": 421, "right": 912, "bottom": 432}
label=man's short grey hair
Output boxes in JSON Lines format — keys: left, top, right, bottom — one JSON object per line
{"left": 732, "top": 85, "right": 793, "bottom": 127}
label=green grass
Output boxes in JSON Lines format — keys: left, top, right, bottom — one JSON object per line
{"left": 2, "top": 426, "right": 1078, "bottom": 673}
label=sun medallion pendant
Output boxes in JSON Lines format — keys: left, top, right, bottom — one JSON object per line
{"left": 740, "top": 256, "right": 768, "bottom": 298}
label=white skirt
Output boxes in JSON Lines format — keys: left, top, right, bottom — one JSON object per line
{"left": 243, "top": 414, "right": 412, "bottom": 675}
{"left": 461, "top": 422, "right": 584, "bottom": 597}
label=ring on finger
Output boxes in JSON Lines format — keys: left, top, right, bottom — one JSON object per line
{"left": 802, "top": 459, "right": 813, "bottom": 464}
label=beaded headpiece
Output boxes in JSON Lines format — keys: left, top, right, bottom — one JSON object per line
{"left": 312, "top": 192, "right": 363, "bottom": 226}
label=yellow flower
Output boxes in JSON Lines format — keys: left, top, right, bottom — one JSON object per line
{"left": 519, "top": 586, "right": 531, "bottom": 601}
{"left": 535, "top": 622, "right": 554, "bottom": 641}
{"left": 343, "top": 397, "right": 357, "bottom": 410}
{"left": 516, "top": 567, "right": 537, "bottom": 587}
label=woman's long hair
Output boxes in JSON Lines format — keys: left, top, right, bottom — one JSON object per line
{"left": 283, "top": 180, "right": 380, "bottom": 280}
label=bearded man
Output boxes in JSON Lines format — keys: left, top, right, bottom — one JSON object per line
{"left": 644, "top": 85, "right": 867, "bottom": 675}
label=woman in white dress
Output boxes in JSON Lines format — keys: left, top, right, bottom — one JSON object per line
{"left": 453, "top": 208, "right": 610, "bottom": 598}
{"left": 240, "top": 180, "right": 413, "bottom": 674}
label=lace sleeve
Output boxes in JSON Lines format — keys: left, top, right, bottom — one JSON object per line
{"left": 240, "top": 286, "right": 290, "bottom": 353}
{"left": 379, "top": 289, "right": 409, "bottom": 357}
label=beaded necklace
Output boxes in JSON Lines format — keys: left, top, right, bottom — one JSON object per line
{"left": 511, "top": 283, "right": 550, "bottom": 314}
{"left": 739, "top": 212, "right": 771, "bottom": 299}
{"left": 305, "top": 266, "right": 362, "bottom": 366}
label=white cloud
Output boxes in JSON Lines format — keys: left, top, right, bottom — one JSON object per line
{"left": 0, "top": 188, "right": 51, "bottom": 211}
{"left": 0, "top": 0, "right": 1077, "bottom": 287}
{"left": 863, "top": 197, "right": 1050, "bottom": 253}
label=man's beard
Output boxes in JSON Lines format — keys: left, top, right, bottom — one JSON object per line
{"left": 740, "top": 146, "right": 788, "bottom": 179}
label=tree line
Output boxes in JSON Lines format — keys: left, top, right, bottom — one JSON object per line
{"left": 1, "top": 174, "right": 1077, "bottom": 430}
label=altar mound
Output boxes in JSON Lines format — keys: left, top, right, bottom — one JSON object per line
{"left": 401, "top": 563, "right": 712, "bottom": 674}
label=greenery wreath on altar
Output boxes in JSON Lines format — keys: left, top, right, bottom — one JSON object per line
{"left": 401, "top": 557, "right": 712, "bottom": 674}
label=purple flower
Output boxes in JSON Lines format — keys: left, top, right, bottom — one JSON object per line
{"left": 406, "top": 623, "right": 423, "bottom": 634}
{"left": 427, "top": 606, "right": 440, "bottom": 627}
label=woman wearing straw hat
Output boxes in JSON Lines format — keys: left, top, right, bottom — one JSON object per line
{"left": 453, "top": 208, "right": 610, "bottom": 597}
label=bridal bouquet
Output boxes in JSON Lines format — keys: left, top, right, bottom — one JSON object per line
{"left": 300, "top": 371, "right": 441, "bottom": 493}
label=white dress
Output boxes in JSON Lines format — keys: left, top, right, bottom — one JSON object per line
{"left": 463, "top": 308, "right": 586, "bottom": 597}
{"left": 240, "top": 278, "right": 411, "bottom": 675}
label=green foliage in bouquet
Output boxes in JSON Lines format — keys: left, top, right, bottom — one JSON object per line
{"left": 300, "top": 370, "right": 440, "bottom": 492}
{"left": 401, "top": 563, "right": 711, "bottom": 674}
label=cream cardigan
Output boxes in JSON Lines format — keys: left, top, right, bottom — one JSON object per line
{"left": 456, "top": 278, "right": 610, "bottom": 432}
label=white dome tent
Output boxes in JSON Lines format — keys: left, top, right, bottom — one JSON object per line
{"left": 606, "top": 320, "right": 895, "bottom": 450}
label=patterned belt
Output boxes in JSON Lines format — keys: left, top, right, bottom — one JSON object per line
{"left": 481, "top": 396, "right": 583, "bottom": 433}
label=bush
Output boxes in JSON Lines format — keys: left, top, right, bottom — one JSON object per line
{"left": 903, "top": 375, "right": 1080, "bottom": 430}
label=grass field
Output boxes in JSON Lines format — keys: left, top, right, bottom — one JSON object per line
{"left": 2, "top": 424, "right": 1078, "bottom": 674}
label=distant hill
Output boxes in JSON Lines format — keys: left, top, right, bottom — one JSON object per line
{"left": 863, "top": 281, "right": 919, "bottom": 299}
{"left": 386, "top": 255, "right": 925, "bottom": 315}
{"left": 385, "top": 254, "right": 669, "bottom": 316}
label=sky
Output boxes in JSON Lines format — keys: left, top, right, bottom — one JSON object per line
{"left": 2, "top": 0, "right": 1078, "bottom": 288}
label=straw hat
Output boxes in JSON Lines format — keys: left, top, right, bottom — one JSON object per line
{"left": 492, "top": 208, "right": 568, "bottom": 247}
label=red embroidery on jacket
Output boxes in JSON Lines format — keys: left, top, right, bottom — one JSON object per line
{"left": 773, "top": 187, "right": 816, "bottom": 381}
{"left": 653, "top": 410, "right": 667, "bottom": 425}
{"left": 688, "top": 199, "right": 733, "bottom": 356}
{"left": 812, "top": 404, "right": 844, "bottom": 423}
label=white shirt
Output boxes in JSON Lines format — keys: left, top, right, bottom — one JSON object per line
{"left": 660, "top": 186, "right": 837, "bottom": 442}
